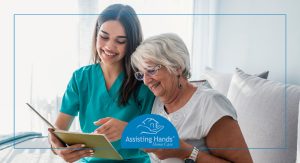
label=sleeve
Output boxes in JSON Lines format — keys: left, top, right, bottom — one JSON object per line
{"left": 60, "top": 72, "right": 80, "bottom": 116}
{"left": 136, "top": 84, "right": 155, "bottom": 115}
{"left": 201, "top": 93, "right": 237, "bottom": 136}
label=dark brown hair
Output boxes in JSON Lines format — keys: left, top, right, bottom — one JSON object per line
{"left": 91, "top": 4, "right": 143, "bottom": 106}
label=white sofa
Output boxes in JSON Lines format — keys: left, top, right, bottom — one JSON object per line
{"left": 198, "top": 68, "right": 300, "bottom": 163}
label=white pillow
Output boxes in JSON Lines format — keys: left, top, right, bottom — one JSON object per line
{"left": 227, "top": 68, "right": 300, "bottom": 163}
{"left": 200, "top": 67, "right": 269, "bottom": 96}
{"left": 190, "top": 80, "right": 212, "bottom": 89}
{"left": 199, "top": 67, "right": 232, "bottom": 95}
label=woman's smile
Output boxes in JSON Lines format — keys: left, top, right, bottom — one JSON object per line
{"left": 101, "top": 49, "right": 117, "bottom": 57}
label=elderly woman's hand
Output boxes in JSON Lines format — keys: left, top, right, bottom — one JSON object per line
{"left": 93, "top": 117, "right": 128, "bottom": 142}
{"left": 48, "top": 128, "right": 94, "bottom": 162}
{"left": 144, "top": 139, "right": 193, "bottom": 160}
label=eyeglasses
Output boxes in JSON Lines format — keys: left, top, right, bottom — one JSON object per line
{"left": 134, "top": 65, "right": 162, "bottom": 81}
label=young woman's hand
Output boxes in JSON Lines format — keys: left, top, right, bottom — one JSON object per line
{"left": 93, "top": 117, "right": 128, "bottom": 142}
{"left": 48, "top": 128, "right": 94, "bottom": 162}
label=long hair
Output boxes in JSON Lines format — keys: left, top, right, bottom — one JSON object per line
{"left": 91, "top": 4, "right": 143, "bottom": 106}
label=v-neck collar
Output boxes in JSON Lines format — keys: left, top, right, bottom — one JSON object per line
{"left": 97, "top": 64, "right": 124, "bottom": 99}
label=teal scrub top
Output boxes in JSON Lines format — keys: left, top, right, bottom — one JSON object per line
{"left": 60, "top": 64, "right": 155, "bottom": 163}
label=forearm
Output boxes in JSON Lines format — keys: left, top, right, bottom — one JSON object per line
{"left": 178, "top": 141, "right": 230, "bottom": 163}
{"left": 196, "top": 151, "right": 230, "bottom": 163}
{"left": 54, "top": 112, "right": 74, "bottom": 130}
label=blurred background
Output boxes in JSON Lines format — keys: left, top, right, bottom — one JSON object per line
{"left": 0, "top": 0, "right": 299, "bottom": 136}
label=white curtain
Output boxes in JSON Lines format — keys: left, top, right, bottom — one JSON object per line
{"left": 190, "top": 0, "right": 218, "bottom": 80}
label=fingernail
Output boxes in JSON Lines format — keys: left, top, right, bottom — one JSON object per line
{"left": 89, "top": 150, "right": 93, "bottom": 152}
{"left": 93, "top": 121, "right": 97, "bottom": 124}
{"left": 81, "top": 144, "right": 85, "bottom": 147}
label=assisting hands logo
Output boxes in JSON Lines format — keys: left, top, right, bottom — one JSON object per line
{"left": 121, "top": 114, "right": 179, "bottom": 149}
{"left": 137, "top": 118, "right": 164, "bottom": 134}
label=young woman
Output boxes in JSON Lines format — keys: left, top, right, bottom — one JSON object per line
{"left": 48, "top": 4, "right": 154, "bottom": 163}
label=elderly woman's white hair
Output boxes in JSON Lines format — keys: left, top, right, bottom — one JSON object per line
{"left": 131, "top": 33, "right": 191, "bottom": 79}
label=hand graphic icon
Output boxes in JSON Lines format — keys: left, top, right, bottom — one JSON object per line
{"left": 136, "top": 118, "right": 164, "bottom": 134}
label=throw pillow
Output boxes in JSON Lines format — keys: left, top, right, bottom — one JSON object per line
{"left": 227, "top": 68, "right": 300, "bottom": 162}
{"left": 190, "top": 80, "right": 212, "bottom": 89}
{"left": 199, "top": 67, "right": 233, "bottom": 95}
{"left": 200, "top": 67, "right": 269, "bottom": 96}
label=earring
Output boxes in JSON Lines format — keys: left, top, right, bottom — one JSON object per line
{"left": 177, "top": 75, "right": 182, "bottom": 89}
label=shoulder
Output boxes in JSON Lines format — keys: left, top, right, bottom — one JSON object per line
{"left": 191, "top": 87, "right": 237, "bottom": 118}
{"left": 72, "top": 64, "right": 99, "bottom": 80}
{"left": 194, "top": 88, "right": 238, "bottom": 136}
{"left": 69, "top": 64, "right": 100, "bottom": 87}
{"left": 73, "top": 64, "right": 99, "bottom": 76}
{"left": 194, "top": 87, "right": 229, "bottom": 104}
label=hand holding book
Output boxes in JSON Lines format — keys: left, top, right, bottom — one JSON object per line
{"left": 48, "top": 128, "right": 94, "bottom": 162}
{"left": 26, "top": 103, "right": 123, "bottom": 160}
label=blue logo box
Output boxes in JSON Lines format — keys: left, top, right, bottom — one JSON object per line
{"left": 121, "top": 114, "right": 179, "bottom": 149}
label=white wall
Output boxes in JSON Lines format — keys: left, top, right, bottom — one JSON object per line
{"left": 210, "top": 0, "right": 300, "bottom": 85}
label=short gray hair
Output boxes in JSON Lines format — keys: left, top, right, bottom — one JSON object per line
{"left": 131, "top": 33, "right": 191, "bottom": 79}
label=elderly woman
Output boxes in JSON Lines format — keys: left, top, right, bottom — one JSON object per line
{"left": 131, "top": 33, "right": 252, "bottom": 163}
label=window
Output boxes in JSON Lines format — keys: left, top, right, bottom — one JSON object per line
{"left": 11, "top": 0, "right": 195, "bottom": 136}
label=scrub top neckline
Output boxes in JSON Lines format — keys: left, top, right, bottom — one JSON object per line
{"left": 96, "top": 63, "right": 125, "bottom": 99}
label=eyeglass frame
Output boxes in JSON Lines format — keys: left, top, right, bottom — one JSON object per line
{"left": 134, "top": 64, "right": 162, "bottom": 81}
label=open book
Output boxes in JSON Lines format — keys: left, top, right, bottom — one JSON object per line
{"left": 25, "top": 103, "right": 123, "bottom": 160}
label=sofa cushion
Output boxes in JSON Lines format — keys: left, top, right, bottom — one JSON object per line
{"left": 200, "top": 67, "right": 232, "bottom": 95}
{"left": 227, "top": 68, "right": 300, "bottom": 163}
{"left": 200, "top": 67, "right": 269, "bottom": 96}
{"left": 190, "top": 80, "right": 212, "bottom": 89}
